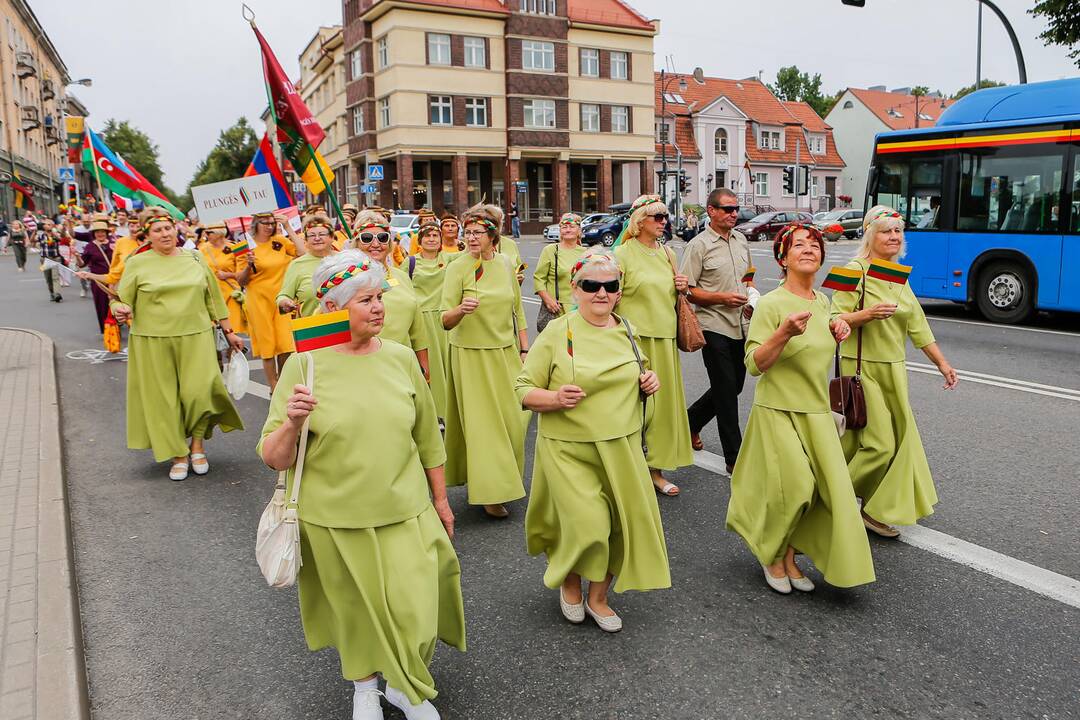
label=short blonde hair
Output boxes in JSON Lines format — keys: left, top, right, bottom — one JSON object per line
{"left": 624, "top": 194, "right": 668, "bottom": 240}
{"left": 857, "top": 204, "right": 906, "bottom": 259}
{"left": 571, "top": 247, "right": 622, "bottom": 284}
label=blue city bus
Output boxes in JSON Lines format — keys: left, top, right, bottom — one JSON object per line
{"left": 865, "top": 78, "right": 1079, "bottom": 323}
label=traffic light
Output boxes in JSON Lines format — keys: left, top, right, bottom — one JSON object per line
{"left": 678, "top": 171, "right": 689, "bottom": 195}
{"left": 799, "top": 167, "right": 810, "bottom": 197}
{"left": 783, "top": 166, "right": 795, "bottom": 195}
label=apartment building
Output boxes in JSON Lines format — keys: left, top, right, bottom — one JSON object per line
{"left": 298, "top": 25, "right": 350, "bottom": 206}
{"left": 342, "top": 0, "right": 657, "bottom": 232}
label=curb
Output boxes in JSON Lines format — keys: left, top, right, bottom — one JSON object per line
{"left": 4, "top": 329, "right": 91, "bottom": 720}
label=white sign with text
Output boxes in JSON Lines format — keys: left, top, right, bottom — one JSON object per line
{"left": 191, "top": 173, "right": 279, "bottom": 224}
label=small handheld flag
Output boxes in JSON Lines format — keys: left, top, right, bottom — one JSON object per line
{"left": 867, "top": 258, "right": 912, "bottom": 285}
{"left": 566, "top": 325, "right": 574, "bottom": 358}
{"left": 474, "top": 259, "right": 484, "bottom": 283}
{"left": 742, "top": 266, "right": 756, "bottom": 283}
{"left": 292, "top": 310, "right": 351, "bottom": 352}
{"left": 226, "top": 240, "right": 253, "bottom": 257}
{"left": 822, "top": 266, "right": 862, "bottom": 293}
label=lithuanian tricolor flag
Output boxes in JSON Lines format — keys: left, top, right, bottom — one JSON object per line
{"left": 474, "top": 259, "right": 484, "bottom": 283}
{"left": 822, "top": 265, "right": 862, "bottom": 293}
{"left": 742, "top": 266, "right": 756, "bottom": 283}
{"left": 227, "top": 240, "right": 253, "bottom": 257}
{"left": 867, "top": 258, "right": 912, "bottom": 285}
{"left": 292, "top": 310, "right": 350, "bottom": 352}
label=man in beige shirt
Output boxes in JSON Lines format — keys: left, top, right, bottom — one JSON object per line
{"left": 680, "top": 187, "right": 758, "bottom": 474}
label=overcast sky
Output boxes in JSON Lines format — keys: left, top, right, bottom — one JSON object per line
{"left": 32, "top": 0, "right": 1077, "bottom": 191}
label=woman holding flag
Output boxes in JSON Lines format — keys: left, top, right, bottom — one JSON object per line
{"left": 829, "top": 206, "right": 958, "bottom": 538}
{"left": 278, "top": 213, "right": 338, "bottom": 318}
{"left": 198, "top": 223, "right": 247, "bottom": 335}
{"left": 78, "top": 219, "right": 114, "bottom": 333}
{"left": 726, "top": 223, "right": 873, "bottom": 594}
{"left": 441, "top": 204, "right": 529, "bottom": 518}
{"left": 411, "top": 220, "right": 451, "bottom": 418}
{"left": 110, "top": 208, "right": 245, "bottom": 481}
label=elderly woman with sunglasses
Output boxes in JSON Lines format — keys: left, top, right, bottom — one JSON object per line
{"left": 517, "top": 249, "right": 669, "bottom": 632}
{"left": 614, "top": 194, "right": 694, "bottom": 496}
{"left": 350, "top": 210, "right": 430, "bottom": 379}
{"left": 259, "top": 249, "right": 464, "bottom": 720}
{"left": 111, "top": 208, "right": 245, "bottom": 481}
{"left": 830, "top": 205, "right": 958, "bottom": 539}
{"left": 533, "top": 212, "right": 586, "bottom": 335}
{"left": 277, "top": 214, "right": 339, "bottom": 318}
{"left": 410, "top": 221, "right": 452, "bottom": 418}
{"left": 726, "top": 223, "right": 874, "bottom": 594}
{"left": 441, "top": 204, "right": 529, "bottom": 519}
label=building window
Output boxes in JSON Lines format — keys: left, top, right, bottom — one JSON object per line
{"left": 842, "top": 100, "right": 854, "bottom": 109}
{"left": 465, "top": 97, "right": 487, "bottom": 127}
{"left": 352, "top": 106, "right": 364, "bottom": 135}
{"left": 520, "top": 0, "right": 556, "bottom": 14}
{"left": 429, "top": 95, "right": 452, "bottom": 125}
{"left": 811, "top": 175, "right": 820, "bottom": 197}
{"left": 655, "top": 121, "right": 669, "bottom": 144}
{"left": 350, "top": 50, "right": 363, "bottom": 80}
{"left": 524, "top": 99, "right": 556, "bottom": 129}
{"left": 582, "top": 104, "right": 600, "bottom": 132}
{"left": 714, "top": 128, "right": 727, "bottom": 154}
{"left": 812, "top": 135, "right": 826, "bottom": 154}
{"left": 522, "top": 40, "right": 555, "bottom": 71}
{"left": 428, "top": 33, "right": 451, "bottom": 65}
{"left": 755, "top": 172, "right": 769, "bottom": 197}
{"left": 377, "top": 37, "right": 388, "bottom": 69}
{"left": 759, "top": 129, "right": 781, "bottom": 150}
{"left": 611, "top": 106, "right": 629, "bottom": 134}
{"left": 580, "top": 48, "right": 599, "bottom": 77}
{"left": 379, "top": 97, "right": 390, "bottom": 127}
{"left": 463, "top": 36, "right": 486, "bottom": 68}
{"left": 610, "top": 51, "right": 628, "bottom": 80}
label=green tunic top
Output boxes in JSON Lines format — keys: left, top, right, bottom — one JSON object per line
{"left": 830, "top": 258, "right": 936, "bottom": 362}
{"left": 614, "top": 240, "right": 676, "bottom": 339}
{"left": 382, "top": 266, "right": 429, "bottom": 351}
{"left": 745, "top": 287, "right": 835, "bottom": 414}
{"left": 118, "top": 249, "right": 228, "bottom": 337}
{"left": 276, "top": 253, "right": 325, "bottom": 318}
{"left": 409, "top": 254, "right": 449, "bottom": 312}
{"left": 498, "top": 235, "right": 524, "bottom": 276}
{"left": 533, "top": 243, "right": 585, "bottom": 310}
{"left": 515, "top": 312, "right": 646, "bottom": 442}
{"left": 257, "top": 341, "right": 445, "bottom": 529}
{"left": 441, "top": 253, "right": 527, "bottom": 349}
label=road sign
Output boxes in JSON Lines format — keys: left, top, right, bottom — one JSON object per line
{"left": 57, "top": 166, "right": 75, "bottom": 182}
{"left": 514, "top": 181, "right": 527, "bottom": 194}
{"left": 367, "top": 164, "right": 384, "bottom": 181}
{"left": 361, "top": 184, "right": 378, "bottom": 194}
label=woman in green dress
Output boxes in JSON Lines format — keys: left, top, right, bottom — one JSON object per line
{"left": 441, "top": 204, "right": 530, "bottom": 518}
{"left": 111, "top": 207, "right": 245, "bottom": 481}
{"left": 259, "top": 249, "right": 464, "bottom": 720}
{"left": 409, "top": 220, "right": 451, "bottom": 419}
{"left": 518, "top": 249, "right": 669, "bottom": 633}
{"left": 614, "top": 194, "right": 693, "bottom": 496}
{"left": 533, "top": 212, "right": 586, "bottom": 335}
{"left": 276, "top": 213, "right": 338, "bottom": 318}
{"left": 830, "top": 206, "right": 958, "bottom": 538}
{"left": 726, "top": 223, "right": 874, "bottom": 594}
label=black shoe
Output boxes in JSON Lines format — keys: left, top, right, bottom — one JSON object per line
{"left": 54, "top": 295, "right": 63, "bottom": 302}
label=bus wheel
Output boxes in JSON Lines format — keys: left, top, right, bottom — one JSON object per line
{"left": 976, "top": 261, "right": 1034, "bottom": 324}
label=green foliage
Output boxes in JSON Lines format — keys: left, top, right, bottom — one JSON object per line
{"left": 1030, "top": 0, "right": 1080, "bottom": 67}
{"left": 911, "top": 86, "right": 930, "bottom": 96}
{"left": 100, "top": 119, "right": 179, "bottom": 204}
{"left": 181, "top": 118, "right": 259, "bottom": 211}
{"left": 767, "top": 65, "right": 838, "bottom": 118}
{"left": 951, "top": 79, "right": 1006, "bottom": 100}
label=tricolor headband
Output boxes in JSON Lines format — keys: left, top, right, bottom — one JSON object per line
{"left": 559, "top": 213, "right": 582, "bottom": 226}
{"left": 354, "top": 221, "right": 390, "bottom": 233}
{"left": 570, "top": 253, "right": 622, "bottom": 283}
{"left": 773, "top": 223, "right": 824, "bottom": 267}
{"left": 865, "top": 208, "right": 902, "bottom": 227}
{"left": 141, "top": 216, "right": 173, "bottom": 234}
{"left": 315, "top": 261, "right": 374, "bottom": 299}
{"left": 463, "top": 216, "right": 498, "bottom": 233}
{"left": 630, "top": 194, "right": 663, "bottom": 213}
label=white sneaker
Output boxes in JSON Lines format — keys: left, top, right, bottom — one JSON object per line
{"left": 385, "top": 686, "right": 440, "bottom": 720}
{"left": 352, "top": 687, "right": 384, "bottom": 720}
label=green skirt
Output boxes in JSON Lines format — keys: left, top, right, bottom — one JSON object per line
{"left": 421, "top": 310, "right": 449, "bottom": 418}
{"left": 298, "top": 505, "right": 466, "bottom": 705}
{"left": 841, "top": 358, "right": 938, "bottom": 526}
{"left": 126, "top": 330, "right": 244, "bottom": 462}
{"left": 525, "top": 433, "right": 671, "bottom": 593}
{"left": 726, "top": 406, "right": 875, "bottom": 588}
{"left": 444, "top": 344, "right": 529, "bottom": 505}
{"left": 638, "top": 336, "right": 694, "bottom": 471}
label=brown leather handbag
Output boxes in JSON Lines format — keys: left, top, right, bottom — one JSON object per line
{"left": 829, "top": 277, "right": 867, "bottom": 430}
{"left": 665, "top": 247, "right": 705, "bottom": 352}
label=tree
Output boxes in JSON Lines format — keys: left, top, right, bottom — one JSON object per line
{"left": 181, "top": 117, "right": 259, "bottom": 211}
{"left": 1030, "top": 0, "right": 1080, "bottom": 68}
{"left": 100, "top": 119, "right": 180, "bottom": 205}
{"left": 951, "top": 79, "right": 1006, "bottom": 100}
{"left": 767, "top": 65, "right": 837, "bottom": 118}
{"left": 911, "top": 86, "right": 930, "bottom": 97}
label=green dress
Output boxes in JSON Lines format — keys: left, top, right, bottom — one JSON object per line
{"left": 831, "top": 258, "right": 939, "bottom": 525}
{"left": 118, "top": 249, "right": 244, "bottom": 462}
{"left": 532, "top": 243, "right": 586, "bottom": 313}
{"left": 257, "top": 344, "right": 465, "bottom": 704}
{"left": 410, "top": 254, "right": 450, "bottom": 418}
{"left": 276, "top": 252, "right": 325, "bottom": 318}
{"left": 614, "top": 240, "right": 693, "bottom": 471}
{"left": 441, "top": 253, "right": 529, "bottom": 505}
{"left": 381, "top": 266, "right": 429, "bottom": 353}
{"left": 726, "top": 287, "right": 875, "bottom": 588}
{"left": 516, "top": 312, "right": 670, "bottom": 592}
{"left": 498, "top": 235, "right": 525, "bottom": 278}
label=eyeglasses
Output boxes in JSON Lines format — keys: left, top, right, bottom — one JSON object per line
{"left": 712, "top": 205, "right": 740, "bottom": 214}
{"left": 462, "top": 229, "right": 487, "bottom": 238}
{"left": 577, "top": 278, "right": 620, "bottom": 294}
{"left": 650, "top": 213, "right": 669, "bottom": 223}
{"left": 359, "top": 231, "right": 391, "bottom": 245}
{"left": 307, "top": 232, "right": 331, "bottom": 239}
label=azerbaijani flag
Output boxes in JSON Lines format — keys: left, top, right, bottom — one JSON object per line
{"left": 245, "top": 132, "right": 294, "bottom": 208}
{"left": 867, "top": 258, "right": 912, "bottom": 285}
{"left": 81, "top": 127, "right": 183, "bottom": 219}
{"left": 742, "top": 266, "right": 756, "bottom": 283}
{"left": 292, "top": 310, "right": 350, "bottom": 352}
{"left": 822, "top": 265, "right": 862, "bottom": 292}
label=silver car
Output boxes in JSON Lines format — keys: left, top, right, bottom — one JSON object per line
{"left": 544, "top": 212, "right": 610, "bottom": 241}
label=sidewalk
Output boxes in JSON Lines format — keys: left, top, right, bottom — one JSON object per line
{"left": 0, "top": 329, "right": 88, "bottom": 720}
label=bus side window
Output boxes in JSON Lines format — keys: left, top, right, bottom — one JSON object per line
{"left": 875, "top": 162, "right": 909, "bottom": 218}
{"left": 1073, "top": 163, "right": 1080, "bottom": 233}
{"left": 958, "top": 146, "right": 1065, "bottom": 233}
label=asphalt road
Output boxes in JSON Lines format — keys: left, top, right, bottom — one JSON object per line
{"left": 2, "top": 238, "right": 1078, "bottom": 720}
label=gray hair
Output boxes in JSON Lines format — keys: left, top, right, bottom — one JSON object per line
{"left": 571, "top": 247, "right": 622, "bottom": 284}
{"left": 311, "top": 249, "right": 387, "bottom": 309}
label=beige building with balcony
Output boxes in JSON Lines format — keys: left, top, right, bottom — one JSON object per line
{"left": 297, "top": 25, "right": 350, "bottom": 207}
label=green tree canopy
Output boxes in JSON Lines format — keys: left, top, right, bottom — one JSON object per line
{"left": 1030, "top": 0, "right": 1080, "bottom": 67}
{"left": 181, "top": 117, "right": 259, "bottom": 211}
{"left": 767, "top": 65, "right": 838, "bottom": 118}
{"left": 100, "top": 119, "right": 179, "bottom": 204}
{"left": 951, "top": 79, "right": 1006, "bottom": 100}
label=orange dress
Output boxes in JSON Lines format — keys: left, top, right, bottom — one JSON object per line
{"left": 200, "top": 242, "right": 247, "bottom": 334}
{"left": 244, "top": 235, "right": 296, "bottom": 358}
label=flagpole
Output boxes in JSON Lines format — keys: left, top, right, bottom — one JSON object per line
{"left": 87, "top": 129, "right": 106, "bottom": 211}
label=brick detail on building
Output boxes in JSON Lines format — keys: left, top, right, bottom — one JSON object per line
{"left": 599, "top": 105, "right": 611, "bottom": 134}
{"left": 450, "top": 34, "right": 464, "bottom": 67}
{"left": 506, "top": 72, "right": 568, "bottom": 97}
{"left": 554, "top": 159, "right": 569, "bottom": 218}
{"left": 506, "top": 157, "right": 520, "bottom": 221}
{"left": 452, "top": 155, "right": 468, "bottom": 215}
{"left": 598, "top": 49, "right": 610, "bottom": 79}
{"left": 508, "top": 130, "right": 570, "bottom": 147}
{"left": 599, "top": 158, "right": 613, "bottom": 210}
{"left": 397, "top": 154, "right": 415, "bottom": 211}
{"left": 506, "top": 2, "right": 568, "bottom": 39}
{"left": 639, "top": 160, "right": 653, "bottom": 194}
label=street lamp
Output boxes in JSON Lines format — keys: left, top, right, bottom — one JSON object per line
{"left": 659, "top": 66, "right": 703, "bottom": 208}
{"left": 68, "top": 78, "right": 92, "bottom": 87}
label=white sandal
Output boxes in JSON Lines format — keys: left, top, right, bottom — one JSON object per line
{"left": 190, "top": 452, "right": 209, "bottom": 475}
{"left": 654, "top": 482, "right": 679, "bottom": 497}
{"left": 169, "top": 460, "right": 189, "bottom": 481}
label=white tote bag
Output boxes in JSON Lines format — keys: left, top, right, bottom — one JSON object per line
{"left": 256, "top": 353, "right": 314, "bottom": 588}
{"left": 224, "top": 350, "right": 250, "bottom": 400}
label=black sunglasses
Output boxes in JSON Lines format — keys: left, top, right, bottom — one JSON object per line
{"left": 712, "top": 205, "right": 740, "bottom": 214}
{"left": 650, "top": 213, "right": 669, "bottom": 222}
{"left": 578, "top": 278, "right": 620, "bottom": 294}
{"left": 359, "top": 231, "right": 391, "bottom": 245}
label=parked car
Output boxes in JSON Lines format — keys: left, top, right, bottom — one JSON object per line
{"left": 814, "top": 208, "right": 864, "bottom": 240}
{"left": 679, "top": 207, "right": 757, "bottom": 241}
{"left": 735, "top": 211, "right": 814, "bottom": 243}
{"left": 812, "top": 211, "right": 831, "bottom": 223}
{"left": 581, "top": 213, "right": 629, "bottom": 246}
{"left": 388, "top": 213, "right": 420, "bottom": 250}
{"left": 543, "top": 212, "right": 610, "bottom": 241}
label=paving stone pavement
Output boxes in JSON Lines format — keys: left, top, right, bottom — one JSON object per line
{"left": 0, "top": 328, "right": 88, "bottom": 720}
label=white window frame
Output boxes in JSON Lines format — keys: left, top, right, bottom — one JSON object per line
{"left": 609, "top": 51, "right": 628, "bottom": 80}
{"left": 811, "top": 175, "right": 821, "bottom": 197}
{"left": 350, "top": 50, "right": 363, "bottom": 80}
{"left": 429, "top": 95, "right": 453, "bottom": 126}
{"left": 714, "top": 128, "right": 727, "bottom": 154}
{"left": 465, "top": 97, "right": 487, "bottom": 127}
{"left": 582, "top": 104, "right": 600, "bottom": 133}
{"left": 428, "top": 33, "right": 451, "bottom": 66}
{"left": 520, "top": 0, "right": 556, "bottom": 14}
{"left": 655, "top": 120, "right": 669, "bottom": 144}
{"left": 755, "top": 172, "right": 769, "bottom": 197}
{"left": 463, "top": 36, "right": 486, "bottom": 68}
{"left": 759, "top": 129, "right": 781, "bottom": 150}
{"left": 580, "top": 48, "right": 599, "bottom": 77}
{"left": 611, "top": 106, "right": 629, "bottom": 134}
{"left": 377, "top": 37, "right": 388, "bottom": 69}
{"left": 523, "top": 98, "right": 556, "bottom": 129}
{"left": 352, "top": 106, "right": 364, "bottom": 135}
{"left": 522, "top": 40, "right": 554, "bottom": 72}
{"left": 379, "top": 97, "right": 391, "bottom": 128}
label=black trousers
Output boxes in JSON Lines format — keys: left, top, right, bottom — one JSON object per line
{"left": 686, "top": 331, "right": 746, "bottom": 465}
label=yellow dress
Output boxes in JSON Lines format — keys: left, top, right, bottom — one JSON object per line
{"left": 199, "top": 242, "right": 247, "bottom": 334}
{"left": 245, "top": 235, "right": 297, "bottom": 358}
{"left": 102, "top": 235, "right": 143, "bottom": 285}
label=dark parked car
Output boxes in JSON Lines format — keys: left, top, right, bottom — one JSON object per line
{"left": 736, "top": 211, "right": 814, "bottom": 242}
{"left": 679, "top": 207, "right": 757, "bottom": 241}
{"left": 582, "top": 213, "right": 628, "bottom": 246}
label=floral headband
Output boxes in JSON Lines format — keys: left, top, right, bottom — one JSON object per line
{"left": 463, "top": 216, "right": 498, "bottom": 233}
{"left": 773, "top": 223, "right": 823, "bottom": 267}
{"left": 315, "top": 261, "right": 374, "bottom": 299}
{"left": 630, "top": 194, "right": 662, "bottom": 213}
{"left": 570, "top": 252, "right": 622, "bottom": 283}
{"left": 864, "top": 208, "right": 903, "bottom": 227}
{"left": 419, "top": 221, "right": 441, "bottom": 235}
{"left": 304, "top": 221, "right": 334, "bottom": 236}
{"left": 559, "top": 213, "right": 582, "bottom": 226}
{"left": 354, "top": 221, "right": 390, "bottom": 233}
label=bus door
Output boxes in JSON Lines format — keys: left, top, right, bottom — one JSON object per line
{"left": 1059, "top": 144, "right": 1080, "bottom": 311}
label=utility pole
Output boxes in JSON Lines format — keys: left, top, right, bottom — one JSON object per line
{"left": 794, "top": 138, "right": 800, "bottom": 211}
{"left": 976, "top": 2, "right": 983, "bottom": 90}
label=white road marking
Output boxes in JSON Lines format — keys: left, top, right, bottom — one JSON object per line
{"left": 906, "top": 362, "right": 1080, "bottom": 402}
{"left": 925, "top": 315, "right": 1080, "bottom": 338}
{"left": 522, "top": 297, "right": 540, "bottom": 306}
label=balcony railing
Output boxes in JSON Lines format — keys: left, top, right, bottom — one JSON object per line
{"left": 20, "top": 106, "right": 41, "bottom": 131}
{"left": 15, "top": 52, "right": 37, "bottom": 79}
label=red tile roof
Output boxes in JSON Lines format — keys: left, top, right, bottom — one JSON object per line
{"left": 782, "top": 101, "right": 828, "bottom": 132}
{"left": 847, "top": 87, "right": 956, "bottom": 131}
{"left": 364, "top": 0, "right": 509, "bottom": 16}
{"left": 568, "top": 0, "right": 654, "bottom": 31}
